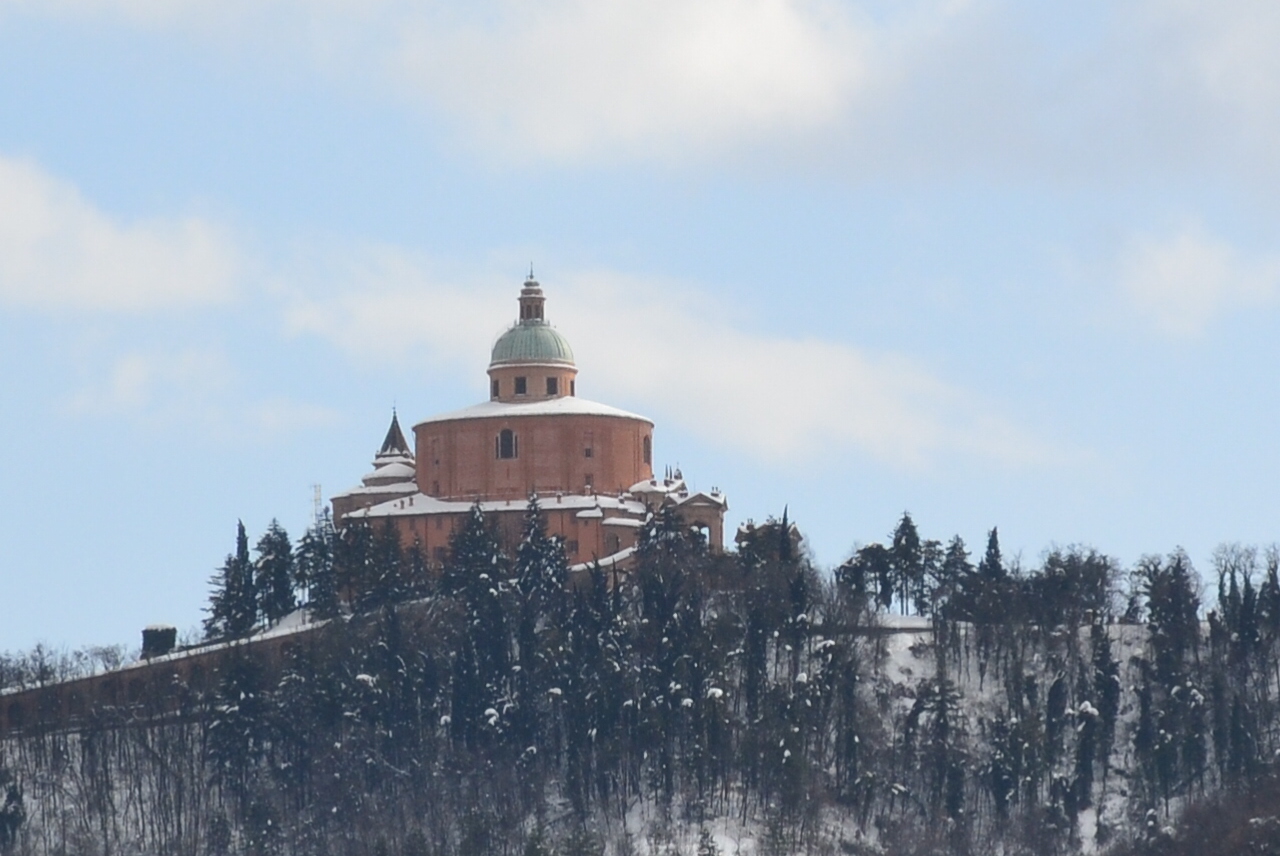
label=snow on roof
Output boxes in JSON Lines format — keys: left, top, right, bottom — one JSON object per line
{"left": 576, "top": 507, "right": 604, "bottom": 519}
{"left": 414, "top": 395, "right": 652, "bottom": 427}
{"left": 630, "top": 476, "right": 686, "bottom": 495}
{"left": 349, "top": 492, "right": 647, "bottom": 519}
{"left": 601, "top": 517, "right": 643, "bottom": 528}
{"left": 570, "top": 545, "right": 636, "bottom": 573}
{"left": 378, "top": 411, "right": 412, "bottom": 456}
{"left": 674, "top": 490, "right": 728, "bottom": 508}
{"left": 331, "top": 481, "right": 419, "bottom": 501}
{"left": 1, "top": 609, "right": 330, "bottom": 697}
{"left": 363, "top": 461, "right": 416, "bottom": 483}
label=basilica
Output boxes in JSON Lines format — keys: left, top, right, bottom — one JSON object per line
{"left": 330, "top": 274, "right": 727, "bottom": 570}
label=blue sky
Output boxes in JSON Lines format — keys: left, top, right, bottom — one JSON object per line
{"left": 3, "top": 0, "right": 1280, "bottom": 650}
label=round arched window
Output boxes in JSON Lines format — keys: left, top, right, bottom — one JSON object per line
{"left": 497, "top": 429, "right": 518, "bottom": 460}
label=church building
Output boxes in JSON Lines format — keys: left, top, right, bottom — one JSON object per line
{"left": 331, "top": 274, "right": 727, "bottom": 570}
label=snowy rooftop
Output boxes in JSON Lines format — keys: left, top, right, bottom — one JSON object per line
{"left": 362, "top": 461, "right": 416, "bottom": 483}
{"left": 569, "top": 545, "right": 636, "bottom": 573}
{"left": 414, "top": 395, "right": 652, "bottom": 427}
{"left": 331, "top": 481, "right": 419, "bottom": 500}
{"left": 349, "top": 492, "right": 648, "bottom": 519}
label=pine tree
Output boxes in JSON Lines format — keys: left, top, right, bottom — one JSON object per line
{"left": 361, "top": 520, "right": 406, "bottom": 612}
{"left": 296, "top": 510, "right": 338, "bottom": 619}
{"left": 255, "top": 519, "right": 296, "bottom": 625}
{"left": 847, "top": 542, "right": 893, "bottom": 612}
{"left": 205, "top": 520, "right": 257, "bottom": 640}
{"left": 511, "top": 496, "right": 569, "bottom": 752}
{"left": 444, "top": 503, "right": 512, "bottom": 748}
{"left": 891, "top": 511, "right": 923, "bottom": 615}
{"left": 334, "top": 519, "right": 374, "bottom": 612}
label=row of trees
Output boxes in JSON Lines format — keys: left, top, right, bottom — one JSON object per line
{"left": 203, "top": 513, "right": 341, "bottom": 640}
{"left": 9, "top": 507, "right": 1280, "bottom": 854}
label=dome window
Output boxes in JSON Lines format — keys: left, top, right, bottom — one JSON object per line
{"left": 546, "top": 376, "right": 558, "bottom": 395}
{"left": 491, "top": 379, "right": 499, "bottom": 399}
{"left": 514, "top": 376, "right": 527, "bottom": 396}
{"left": 643, "top": 436, "right": 652, "bottom": 465}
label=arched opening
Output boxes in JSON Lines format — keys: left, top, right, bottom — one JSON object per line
{"left": 643, "top": 435, "right": 652, "bottom": 465}
{"left": 497, "top": 429, "right": 517, "bottom": 460}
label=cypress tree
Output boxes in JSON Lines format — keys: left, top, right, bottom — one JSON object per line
{"left": 205, "top": 520, "right": 256, "bottom": 640}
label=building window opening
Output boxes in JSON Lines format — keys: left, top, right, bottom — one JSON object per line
{"left": 546, "top": 376, "right": 558, "bottom": 395}
{"left": 515, "top": 376, "right": 527, "bottom": 396}
{"left": 643, "top": 435, "right": 651, "bottom": 465}
{"left": 584, "top": 473, "right": 593, "bottom": 490}
{"left": 584, "top": 447, "right": 593, "bottom": 458}
{"left": 491, "top": 378, "right": 499, "bottom": 399}
{"left": 570, "top": 380, "right": 576, "bottom": 396}
{"left": 498, "top": 428, "right": 517, "bottom": 459}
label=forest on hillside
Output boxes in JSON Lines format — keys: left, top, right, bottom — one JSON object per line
{"left": 3, "top": 504, "right": 1280, "bottom": 855}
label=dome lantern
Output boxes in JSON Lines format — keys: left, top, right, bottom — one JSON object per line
{"left": 487, "top": 274, "right": 579, "bottom": 402}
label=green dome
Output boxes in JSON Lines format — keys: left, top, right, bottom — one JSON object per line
{"left": 490, "top": 321, "right": 575, "bottom": 367}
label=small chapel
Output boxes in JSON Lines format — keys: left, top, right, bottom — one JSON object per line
{"left": 330, "top": 274, "right": 728, "bottom": 570}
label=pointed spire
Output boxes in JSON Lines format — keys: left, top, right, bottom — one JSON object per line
{"left": 378, "top": 409, "right": 411, "bottom": 457}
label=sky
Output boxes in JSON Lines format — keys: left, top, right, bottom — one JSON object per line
{"left": 3, "top": 0, "right": 1280, "bottom": 651}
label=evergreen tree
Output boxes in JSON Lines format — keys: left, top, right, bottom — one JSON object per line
{"left": 445, "top": 503, "right": 512, "bottom": 748}
{"left": 295, "top": 510, "right": 338, "bottom": 619}
{"left": 511, "top": 495, "right": 569, "bottom": 753}
{"left": 254, "top": 519, "right": 296, "bottom": 625}
{"left": 848, "top": 542, "right": 893, "bottom": 612}
{"left": 891, "top": 511, "right": 923, "bottom": 615}
{"left": 360, "top": 520, "right": 406, "bottom": 612}
{"left": 334, "top": 519, "right": 374, "bottom": 612}
{"left": 205, "top": 520, "right": 257, "bottom": 640}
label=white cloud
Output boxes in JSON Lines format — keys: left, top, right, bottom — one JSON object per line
{"left": 1142, "top": 1, "right": 1280, "bottom": 116}
{"left": 63, "top": 347, "right": 338, "bottom": 436}
{"left": 0, "top": 0, "right": 955, "bottom": 163}
{"left": 19, "top": 1, "right": 1280, "bottom": 182}
{"left": 1118, "top": 224, "right": 1280, "bottom": 336}
{"left": 394, "top": 0, "right": 867, "bottom": 161}
{"left": 64, "top": 349, "right": 234, "bottom": 417}
{"left": 0, "top": 155, "right": 238, "bottom": 312}
{"left": 285, "top": 253, "right": 1054, "bottom": 470}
